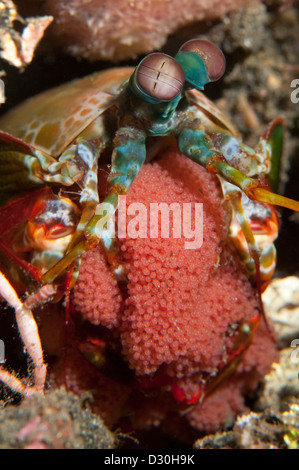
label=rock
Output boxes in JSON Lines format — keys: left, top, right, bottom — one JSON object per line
{"left": 262, "top": 276, "right": 299, "bottom": 347}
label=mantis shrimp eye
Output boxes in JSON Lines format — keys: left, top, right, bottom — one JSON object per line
{"left": 135, "top": 53, "right": 185, "bottom": 101}
{"left": 179, "top": 39, "right": 226, "bottom": 82}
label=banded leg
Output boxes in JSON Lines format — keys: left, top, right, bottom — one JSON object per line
{"left": 221, "top": 181, "right": 278, "bottom": 292}
{"left": 48, "top": 140, "right": 100, "bottom": 246}
{"left": 219, "top": 182, "right": 277, "bottom": 336}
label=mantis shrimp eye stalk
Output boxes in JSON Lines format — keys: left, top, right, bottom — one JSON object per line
{"left": 175, "top": 39, "right": 226, "bottom": 88}
{"left": 133, "top": 53, "right": 185, "bottom": 102}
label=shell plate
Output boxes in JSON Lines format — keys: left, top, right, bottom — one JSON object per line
{"left": 0, "top": 68, "right": 134, "bottom": 158}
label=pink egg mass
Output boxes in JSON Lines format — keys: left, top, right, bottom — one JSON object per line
{"left": 70, "top": 148, "right": 278, "bottom": 434}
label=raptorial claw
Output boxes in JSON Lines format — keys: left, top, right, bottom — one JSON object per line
{"left": 0, "top": 37, "right": 296, "bottom": 415}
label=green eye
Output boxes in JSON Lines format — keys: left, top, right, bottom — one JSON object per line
{"left": 175, "top": 39, "right": 226, "bottom": 89}
{"left": 131, "top": 53, "right": 185, "bottom": 103}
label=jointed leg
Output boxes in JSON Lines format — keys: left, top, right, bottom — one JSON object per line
{"left": 222, "top": 184, "right": 261, "bottom": 269}
{"left": 0, "top": 271, "right": 46, "bottom": 396}
{"left": 42, "top": 128, "right": 146, "bottom": 284}
{"left": 177, "top": 126, "right": 279, "bottom": 381}
{"left": 178, "top": 127, "right": 299, "bottom": 211}
{"left": 222, "top": 182, "right": 278, "bottom": 291}
{"left": 59, "top": 140, "right": 100, "bottom": 250}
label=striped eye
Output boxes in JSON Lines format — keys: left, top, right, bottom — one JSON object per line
{"left": 135, "top": 53, "right": 185, "bottom": 101}
{"left": 179, "top": 39, "right": 225, "bottom": 82}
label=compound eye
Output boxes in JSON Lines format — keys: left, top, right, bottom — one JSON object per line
{"left": 179, "top": 39, "right": 225, "bottom": 82}
{"left": 136, "top": 53, "right": 185, "bottom": 101}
